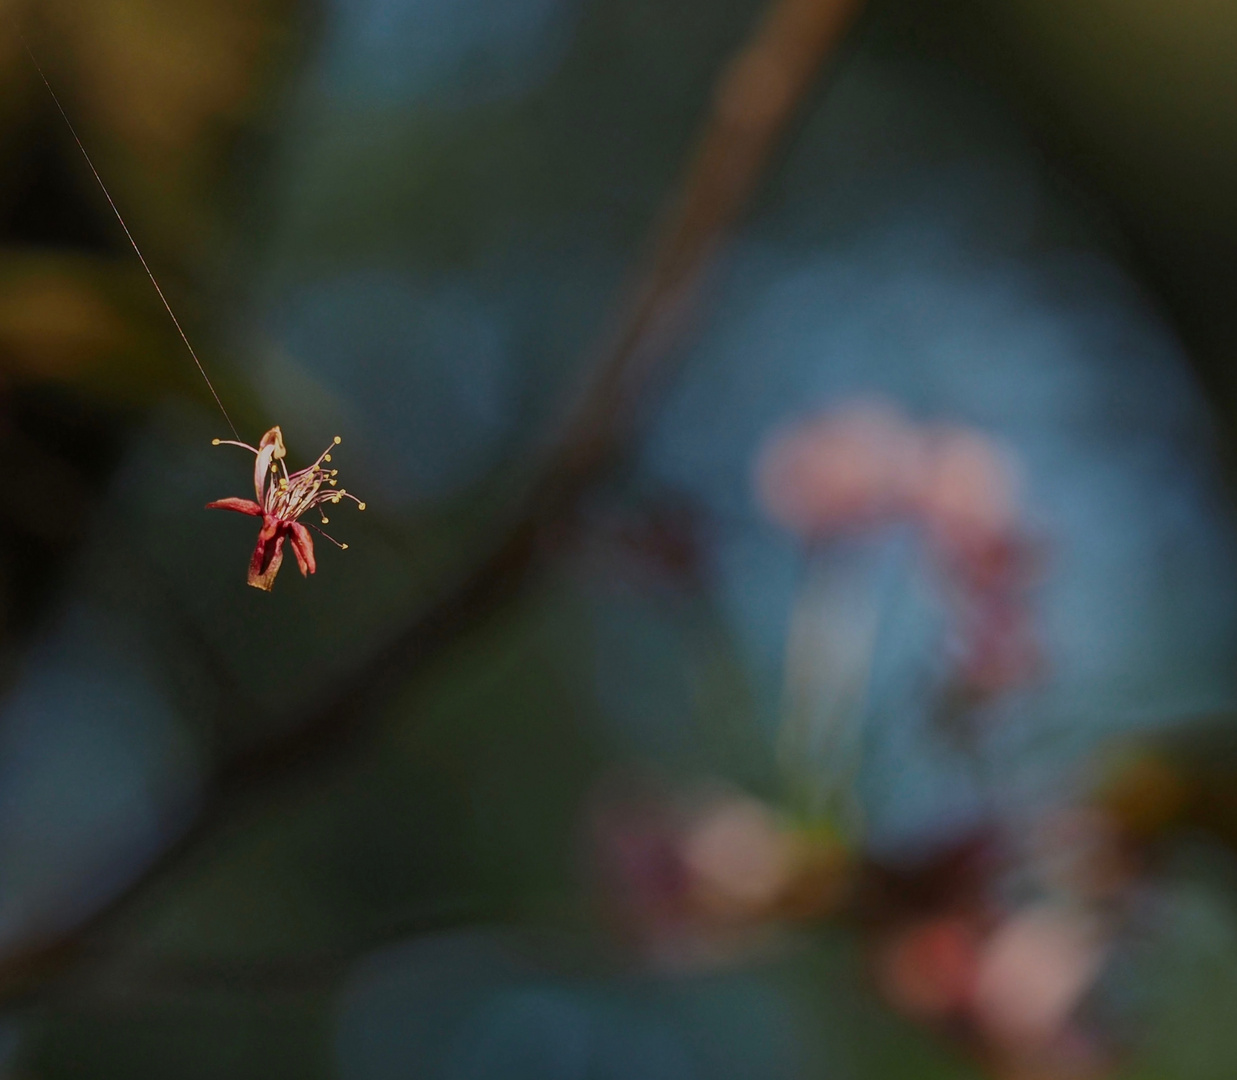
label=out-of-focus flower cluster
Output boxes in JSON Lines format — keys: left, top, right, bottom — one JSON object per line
{"left": 583, "top": 399, "right": 1154, "bottom": 1078}
{"left": 587, "top": 526, "right": 1127, "bottom": 1077}
{"left": 588, "top": 782, "right": 1138, "bottom": 1079}
{"left": 587, "top": 780, "right": 851, "bottom": 971}
{"left": 748, "top": 400, "right": 1139, "bottom": 1077}
{"left": 756, "top": 400, "right": 1041, "bottom": 705}
{"left": 868, "top": 807, "right": 1137, "bottom": 1080}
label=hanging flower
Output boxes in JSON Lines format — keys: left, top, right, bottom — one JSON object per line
{"left": 207, "top": 426, "right": 365, "bottom": 591}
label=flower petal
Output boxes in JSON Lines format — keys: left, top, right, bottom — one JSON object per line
{"left": 206, "top": 497, "right": 263, "bottom": 515}
{"left": 253, "top": 427, "right": 286, "bottom": 503}
{"left": 254, "top": 443, "right": 275, "bottom": 503}
{"left": 247, "top": 528, "right": 286, "bottom": 591}
{"left": 259, "top": 427, "right": 287, "bottom": 457}
{"left": 289, "top": 522, "right": 316, "bottom": 577}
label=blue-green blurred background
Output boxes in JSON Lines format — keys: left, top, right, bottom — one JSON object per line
{"left": 2, "top": 0, "right": 1237, "bottom": 1076}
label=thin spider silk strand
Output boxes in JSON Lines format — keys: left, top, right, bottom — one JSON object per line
{"left": 12, "top": 21, "right": 241, "bottom": 439}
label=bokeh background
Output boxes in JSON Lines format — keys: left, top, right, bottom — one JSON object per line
{"left": 1, "top": 0, "right": 1237, "bottom": 1076}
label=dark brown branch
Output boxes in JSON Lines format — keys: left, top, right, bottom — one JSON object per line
{"left": 0, "top": 0, "right": 866, "bottom": 1006}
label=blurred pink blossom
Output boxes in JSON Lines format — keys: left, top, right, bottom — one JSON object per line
{"left": 680, "top": 794, "right": 793, "bottom": 921}
{"left": 917, "top": 426, "right": 1021, "bottom": 568}
{"left": 971, "top": 904, "right": 1111, "bottom": 1077}
{"left": 755, "top": 402, "right": 927, "bottom": 535}
{"left": 874, "top": 914, "right": 985, "bottom": 1021}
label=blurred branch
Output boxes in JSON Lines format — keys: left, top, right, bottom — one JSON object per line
{"left": 550, "top": 0, "right": 865, "bottom": 486}
{"left": 0, "top": 0, "right": 866, "bottom": 1005}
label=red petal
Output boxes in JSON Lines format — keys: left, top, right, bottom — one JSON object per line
{"left": 247, "top": 529, "right": 286, "bottom": 591}
{"left": 289, "top": 522, "right": 316, "bottom": 577}
{"left": 207, "top": 498, "right": 262, "bottom": 515}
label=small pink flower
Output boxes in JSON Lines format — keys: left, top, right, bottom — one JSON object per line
{"left": 755, "top": 402, "right": 927, "bottom": 535}
{"left": 971, "top": 905, "right": 1109, "bottom": 1055}
{"left": 207, "top": 426, "right": 365, "bottom": 591}
{"left": 915, "top": 427, "right": 1022, "bottom": 575}
{"left": 875, "top": 914, "right": 984, "bottom": 1021}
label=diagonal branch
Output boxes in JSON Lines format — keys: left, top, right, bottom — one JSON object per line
{"left": 0, "top": 0, "right": 867, "bottom": 1006}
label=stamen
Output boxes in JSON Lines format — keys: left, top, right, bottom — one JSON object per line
{"left": 213, "top": 439, "right": 259, "bottom": 454}
{"left": 307, "top": 522, "right": 348, "bottom": 549}
{"left": 323, "top": 454, "right": 332, "bottom": 463}
{"left": 333, "top": 436, "right": 342, "bottom": 444}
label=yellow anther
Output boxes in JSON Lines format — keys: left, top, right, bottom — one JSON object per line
{"left": 333, "top": 436, "right": 342, "bottom": 444}
{"left": 329, "top": 479, "right": 337, "bottom": 486}
{"left": 341, "top": 543, "right": 349, "bottom": 550}
{"left": 321, "top": 516, "right": 329, "bottom": 524}
{"left": 358, "top": 502, "right": 367, "bottom": 510}
{"left": 211, "top": 438, "right": 221, "bottom": 445}
{"left": 332, "top": 494, "right": 341, "bottom": 503}
{"left": 323, "top": 454, "right": 332, "bottom": 463}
